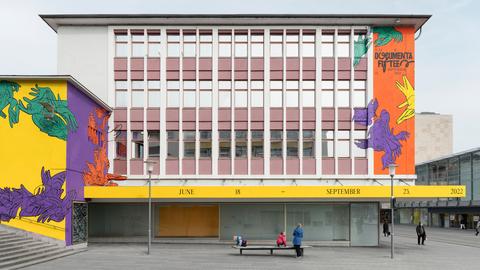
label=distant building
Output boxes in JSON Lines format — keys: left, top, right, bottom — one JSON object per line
{"left": 415, "top": 112, "right": 453, "bottom": 164}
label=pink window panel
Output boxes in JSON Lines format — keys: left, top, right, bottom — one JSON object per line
{"left": 355, "top": 158, "right": 368, "bottom": 175}
{"left": 234, "top": 58, "right": 248, "bottom": 70}
{"left": 355, "top": 122, "right": 367, "bottom": 130}
{"left": 114, "top": 109, "right": 127, "bottom": 121}
{"left": 251, "top": 71, "right": 264, "bottom": 80}
{"left": 286, "top": 122, "right": 299, "bottom": 129}
{"left": 183, "top": 71, "right": 196, "bottom": 80}
{"left": 199, "top": 71, "right": 212, "bottom": 80}
{"left": 131, "top": 71, "right": 144, "bottom": 80}
{"left": 218, "top": 122, "right": 231, "bottom": 129}
{"left": 270, "top": 108, "right": 283, "bottom": 121}
{"left": 147, "top": 58, "right": 160, "bottom": 71}
{"left": 183, "top": 109, "right": 195, "bottom": 121}
{"left": 251, "top": 122, "right": 264, "bottom": 130}
{"left": 218, "top": 71, "right": 231, "bottom": 80}
{"left": 234, "top": 71, "right": 247, "bottom": 80}
{"left": 199, "top": 159, "right": 212, "bottom": 175}
{"left": 286, "top": 58, "right": 300, "bottom": 70}
{"left": 218, "top": 159, "right": 232, "bottom": 175}
{"left": 130, "top": 122, "right": 144, "bottom": 130}
{"left": 167, "top": 71, "right": 179, "bottom": 80}
{"left": 286, "top": 158, "right": 300, "bottom": 175}
{"left": 286, "top": 108, "right": 299, "bottom": 121}
{"left": 303, "top": 71, "right": 316, "bottom": 80}
{"left": 322, "top": 71, "right": 334, "bottom": 80}
{"left": 322, "top": 108, "right": 335, "bottom": 121}
{"left": 303, "top": 158, "right": 316, "bottom": 175}
{"left": 235, "top": 159, "right": 248, "bottom": 175}
{"left": 338, "top": 71, "right": 351, "bottom": 80}
{"left": 322, "top": 122, "right": 334, "bottom": 129}
{"left": 183, "top": 122, "right": 195, "bottom": 130}
{"left": 218, "top": 108, "right": 231, "bottom": 121}
{"left": 270, "top": 58, "right": 283, "bottom": 71}
{"left": 322, "top": 158, "right": 335, "bottom": 175}
{"left": 338, "top": 58, "right": 351, "bottom": 71}
{"left": 147, "top": 71, "right": 160, "bottom": 80}
{"left": 183, "top": 58, "right": 196, "bottom": 70}
{"left": 147, "top": 122, "right": 160, "bottom": 129}
{"left": 322, "top": 58, "right": 335, "bottom": 71}
{"left": 166, "top": 122, "right": 179, "bottom": 130}
{"left": 286, "top": 71, "right": 299, "bottom": 80}
{"left": 218, "top": 58, "right": 232, "bottom": 71}
{"left": 199, "top": 109, "right": 212, "bottom": 121}
{"left": 130, "top": 159, "right": 144, "bottom": 175}
{"left": 199, "top": 122, "right": 212, "bottom": 130}
{"left": 270, "top": 159, "right": 283, "bottom": 175}
{"left": 235, "top": 121, "right": 247, "bottom": 129}
{"left": 251, "top": 108, "right": 264, "bottom": 121}
{"left": 113, "top": 159, "right": 127, "bottom": 175}
{"left": 251, "top": 159, "right": 264, "bottom": 175}
{"left": 166, "top": 58, "right": 180, "bottom": 70}
{"left": 354, "top": 71, "right": 367, "bottom": 80}
{"left": 114, "top": 71, "right": 127, "bottom": 80}
{"left": 338, "top": 108, "right": 351, "bottom": 121}
{"left": 182, "top": 159, "right": 195, "bottom": 175}
{"left": 130, "top": 109, "right": 144, "bottom": 121}
{"left": 303, "top": 108, "right": 315, "bottom": 121}
{"left": 166, "top": 159, "right": 179, "bottom": 175}
{"left": 354, "top": 58, "right": 368, "bottom": 71}
{"left": 251, "top": 58, "right": 264, "bottom": 71}
{"left": 270, "top": 121, "right": 283, "bottom": 129}
{"left": 303, "top": 122, "right": 315, "bottom": 129}
{"left": 235, "top": 109, "right": 247, "bottom": 121}
{"left": 199, "top": 58, "right": 212, "bottom": 71}
{"left": 166, "top": 108, "right": 179, "bottom": 121}
{"left": 114, "top": 58, "right": 128, "bottom": 71}
{"left": 338, "top": 158, "right": 352, "bottom": 175}
{"left": 270, "top": 71, "right": 283, "bottom": 80}
{"left": 130, "top": 58, "right": 144, "bottom": 71}
{"left": 303, "top": 58, "right": 316, "bottom": 71}
{"left": 114, "top": 122, "right": 127, "bottom": 130}
{"left": 147, "top": 109, "right": 160, "bottom": 121}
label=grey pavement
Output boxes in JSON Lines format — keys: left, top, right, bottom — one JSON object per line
{"left": 25, "top": 225, "right": 480, "bottom": 270}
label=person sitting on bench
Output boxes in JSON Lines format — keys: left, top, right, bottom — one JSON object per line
{"left": 276, "top": 231, "right": 287, "bottom": 247}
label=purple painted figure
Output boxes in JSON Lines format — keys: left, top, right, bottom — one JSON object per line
{"left": 353, "top": 98, "right": 409, "bottom": 169}
{"left": 0, "top": 167, "right": 75, "bottom": 223}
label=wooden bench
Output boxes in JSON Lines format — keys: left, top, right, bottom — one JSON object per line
{"left": 232, "top": 245, "right": 311, "bottom": 255}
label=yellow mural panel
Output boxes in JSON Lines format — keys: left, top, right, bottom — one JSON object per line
{"left": 0, "top": 80, "right": 67, "bottom": 240}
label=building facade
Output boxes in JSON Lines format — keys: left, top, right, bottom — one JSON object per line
{"left": 0, "top": 76, "right": 111, "bottom": 246}
{"left": 415, "top": 112, "right": 453, "bottom": 164}
{"left": 35, "top": 14, "right": 441, "bottom": 246}
{"left": 397, "top": 148, "right": 480, "bottom": 229}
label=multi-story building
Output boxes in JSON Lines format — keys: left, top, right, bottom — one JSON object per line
{"left": 33, "top": 14, "right": 458, "bottom": 246}
{"left": 415, "top": 112, "right": 453, "bottom": 164}
{"left": 397, "top": 148, "right": 480, "bottom": 229}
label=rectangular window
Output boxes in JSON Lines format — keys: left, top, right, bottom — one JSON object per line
{"left": 270, "top": 91, "right": 283, "bottom": 107}
{"left": 199, "top": 91, "right": 212, "bottom": 107}
{"left": 337, "top": 34, "right": 350, "bottom": 57}
{"left": 303, "top": 91, "right": 315, "bottom": 107}
{"left": 321, "top": 34, "right": 334, "bottom": 57}
{"left": 167, "top": 131, "right": 179, "bottom": 158}
{"left": 200, "top": 130, "right": 212, "bottom": 158}
{"left": 148, "top": 90, "right": 160, "bottom": 107}
{"left": 251, "top": 34, "right": 264, "bottom": 57}
{"left": 286, "top": 34, "right": 299, "bottom": 57}
{"left": 235, "top": 91, "right": 247, "bottom": 107}
{"left": 235, "top": 34, "right": 247, "bottom": 57}
{"left": 270, "top": 34, "right": 283, "bottom": 57}
{"left": 286, "top": 91, "right": 299, "bottom": 107}
{"left": 183, "top": 131, "right": 196, "bottom": 158}
{"left": 167, "top": 91, "right": 180, "bottom": 107}
{"left": 287, "top": 130, "right": 299, "bottom": 157}
{"left": 115, "top": 33, "right": 128, "bottom": 57}
{"left": 251, "top": 131, "right": 264, "bottom": 158}
{"left": 322, "top": 130, "right": 334, "bottom": 157}
{"left": 353, "top": 80, "right": 367, "bottom": 108}
{"left": 219, "top": 91, "right": 231, "bottom": 107}
{"left": 303, "top": 130, "right": 315, "bottom": 157}
{"left": 235, "top": 130, "right": 247, "bottom": 158}
{"left": 219, "top": 130, "right": 231, "bottom": 158}
{"left": 183, "top": 34, "right": 196, "bottom": 57}
{"left": 115, "top": 131, "right": 127, "bottom": 158}
{"left": 132, "top": 33, "right": 145, "bottom": 57}
{"left": 183, "top": 91, "right": 196, "bottom": 107}
{"left": 321, "top": 80, "right": 334, "bottom": 107}
{"left": 148, "top": 131, "right": 160, "bottom": 157}
{"left": 115, "top": 81, "right": 127, "bottom": 107}
{"left": 148, "top": 32, "right": 160, "bottom": 56}
{"left": 167, "top": 34, "right": 180, "bottom": 57}
{"left": 251, "top": 81, "right": 264, "bottom": 90}
{"left": 219, "top": 34, "right": 232, "bottom": 57}
{"left": 183, "top": 80, "right": 196, "bottom": 90}
{"left": 251, "top": 91, "right": 264, "bottom": 107}
{"left": 353, "top": 131, "right": 366, "bottom": 157}
{"left": 131, "top": 81, "right": 144, "bottom": 107}
{"left": 302, "top": 34, "right": 315, "bottom": 57}
{"left": 200, "top": 34, "right": 212, "bottom": 57}
{"left": 131, "top": 131, "right": 144, "bottom": 159}
{"left": 337, "top": 131, "right": 350, "bottom": 157}
{"left": 271, "top": 130, "right": 283, "bottom": 158}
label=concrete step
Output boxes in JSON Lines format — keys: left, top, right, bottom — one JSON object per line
{"left": 1, "top": 245, "right": 62, "bottom": 262}
{"left": 0, "top": 238, "right": 37, "bottom": 249}
{"left": 6, "top": 248, "right": 84, "bottom": 270}
{"left": 0, "top": 242, "right": 56, "bottom": 257}
{"left": 0, "top": 231, "right": 15, "bottom": 237}
{"left": 0, "top": 241, "right": 48, "bottom": 254}
{"left": 0, "top": 248, "right": 83, "bottom": 269}
{"left": 0, "top": 234, "right": 25, "bottom": 242}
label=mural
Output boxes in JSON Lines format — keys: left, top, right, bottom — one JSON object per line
{"left": 0, "top": 81, "right": 78, "bottom": 140}
{"left": 353, "top": 35, "right": 371, "bottom": 67}
{"left": 373, "top": 27, "right": 403, "bottom": 47}
{"left": 83, "top": 108, "right": 126, "bottom": 186}
{"left": 0, "top": 168, "right": 75, "bottom": 223}
{"left": 395, "top": 75, "right": 415, "bottom": 124}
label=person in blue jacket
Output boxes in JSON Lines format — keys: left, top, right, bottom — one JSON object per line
{"left": 292, "top": 223, "right": 304, "bottom": 257}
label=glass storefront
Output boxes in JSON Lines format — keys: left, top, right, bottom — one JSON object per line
{"left": 350, "top": 203, "right": 378, "bottom": 246}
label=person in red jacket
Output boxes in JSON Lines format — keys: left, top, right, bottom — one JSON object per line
{"left": 276, "top": 231, "right": 287, "bottom": 247}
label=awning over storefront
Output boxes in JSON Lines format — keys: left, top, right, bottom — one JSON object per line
{"left": 84, "top": 185, "right": 465, "bottom": 199}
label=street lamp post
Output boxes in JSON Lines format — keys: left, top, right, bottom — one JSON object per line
{"left": 388, "top": 164, "right": 397, "bottom": 259}
{"left": 146, "top": 162, "right": 154, "bottom": 255}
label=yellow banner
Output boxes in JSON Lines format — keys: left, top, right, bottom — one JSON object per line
{"left": 84, "top": 185, "right": 465, "bottom": 199}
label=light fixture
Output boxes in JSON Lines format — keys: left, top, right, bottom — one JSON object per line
{"left": 388, "top": 164, "right": 398, "bottom": 177}
{"left": 147, "top": 163, "right": 154, "bottom": 174}
{"left": 394, "top": 19, "right": 401, "bottom": 24}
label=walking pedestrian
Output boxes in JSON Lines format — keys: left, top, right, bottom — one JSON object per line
{"left": 383, "top": 219, "right": 390, "bottom": 237}
{"left": 416, "top": 222, "right": 426, "bottom": 245}
{"left": 292, "top": 223, "right": 304, "bottom": 258}
{"left": 475, "top": 221, "right": 480, "bottom": 236}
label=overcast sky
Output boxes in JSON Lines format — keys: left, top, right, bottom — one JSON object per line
{"left": 1, "top": 0, "right": 478, "bottom": 153}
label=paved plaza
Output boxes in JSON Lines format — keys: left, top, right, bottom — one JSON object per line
{"left": 26, "top": 225, "right": 480, "bottom": 270}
